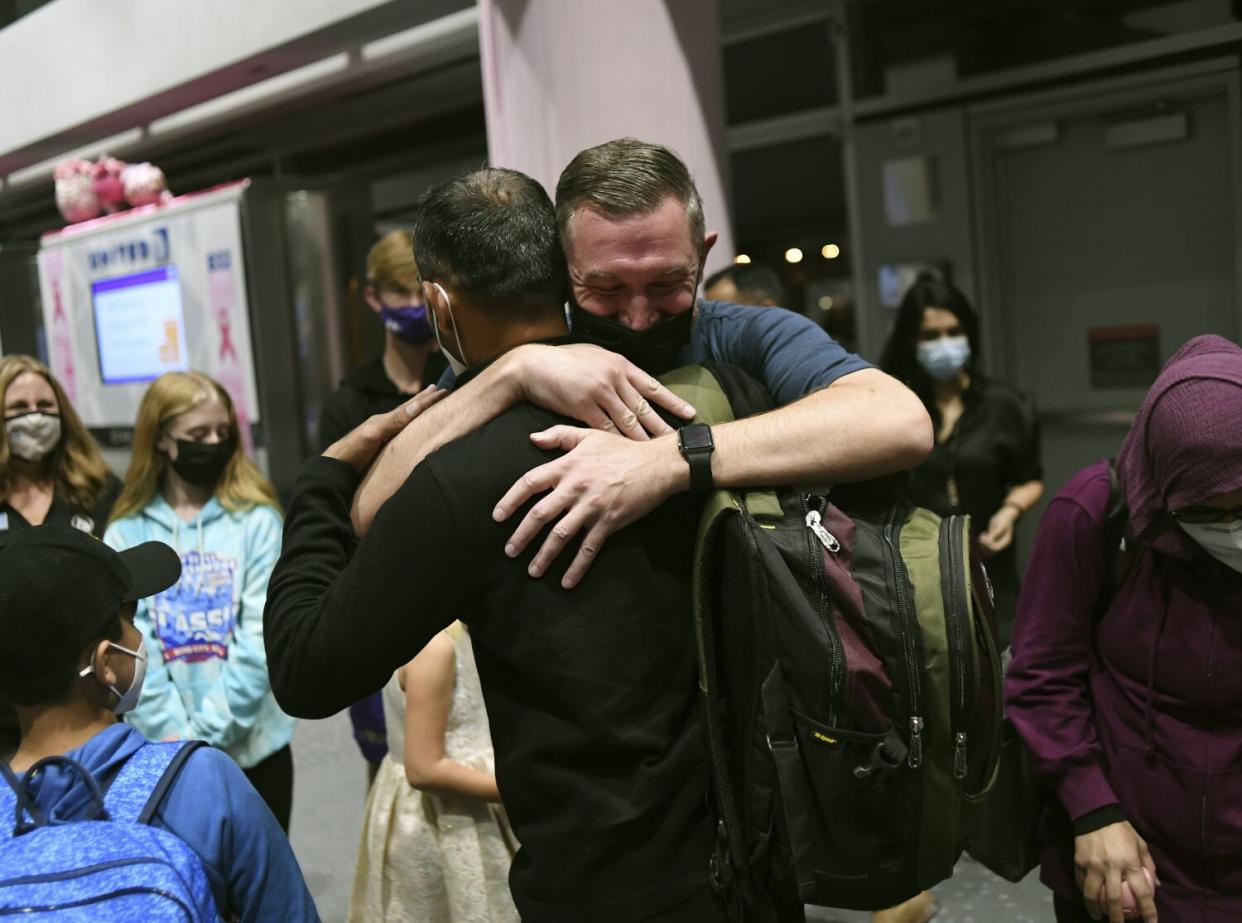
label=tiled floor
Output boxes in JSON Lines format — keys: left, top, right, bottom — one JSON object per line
{"left": 292, "top": 714, "right": 1056, "bottom": 922}
{"left": 806, "top": 856, "right": 1052, "bottom": 923}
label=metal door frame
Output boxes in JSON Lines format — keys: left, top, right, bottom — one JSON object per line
{"left": 967, "top": 56, "right": 1242, "bottom": 415}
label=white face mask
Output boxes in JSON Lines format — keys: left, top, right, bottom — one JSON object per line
{"left": 916, "top": 336, "right": 971, "bottom": 382}
{"left": 5, "top": 412, "right": 62, "bottom": 461}
{"left": 1179, "top": 520, "right": 1242, "bottom": 574}
{"left": 79, "top": 640, "right": 149, "bottom": 715}
{"left": 429, "top": 282, "right": 468, "bottom": 376}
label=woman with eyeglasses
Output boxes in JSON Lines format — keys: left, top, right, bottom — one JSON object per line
{"left": 1006, "top": 335, "right": 1242, "bottom": 923}
{"left": 0, "top": 354, "right": 120, "bottom": 538}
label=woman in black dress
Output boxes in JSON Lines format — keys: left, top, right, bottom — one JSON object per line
{"left": 881, "top": 276, "right": 1043, "bottom": 647}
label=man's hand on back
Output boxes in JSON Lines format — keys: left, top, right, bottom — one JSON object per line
{"left": 506, "top": 343, "right": 695, "bottom": 439}
{"left": 325, "top": 385, "right": 446, "bottom": 473}
{"left": 491, "top": 425, "right": 688, "bottom": 589}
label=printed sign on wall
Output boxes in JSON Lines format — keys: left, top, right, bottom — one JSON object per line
{"left": 36, "top": 182, "right": 261, "bottom": 446}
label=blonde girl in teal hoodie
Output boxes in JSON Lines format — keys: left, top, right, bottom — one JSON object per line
{"left": 105, "top": 371, "right": 296, "bottom": 828}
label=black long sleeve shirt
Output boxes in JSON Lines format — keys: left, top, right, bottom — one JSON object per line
{"left": 264, "top": 404, "right": 711, "bottom": 922}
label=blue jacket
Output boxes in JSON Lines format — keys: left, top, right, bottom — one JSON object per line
{"left": 105, "top": 496, "right": 296, "bottom": 769}
{"left": 3, "top": 723, "right": 318, "bottom": 921}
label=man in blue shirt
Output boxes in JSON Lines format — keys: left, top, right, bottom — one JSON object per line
{"left": 352, "top": 138, "right": 931, "bottom": 570}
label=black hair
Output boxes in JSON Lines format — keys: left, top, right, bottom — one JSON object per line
{"left": 730, "top": 263, "right": 784, "bottom": 305}
{"left": 0, "top": 614, "right": 124, "bottom": 708}
{"left": 703, "top": 266, "right": 733, "bottom": 292}
{"left": 705, "top": 263, "right": 785, "bottom": 305}
{"left": 413, "top": 168, "right": 568, "bottom": 318}
{"left": 879, "top": 274, "right": 982, "bottom": 422}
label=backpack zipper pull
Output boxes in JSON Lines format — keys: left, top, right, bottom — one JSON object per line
{"left": 953, "top": 731, "right": 968, "bottom": 780}
{"left": 805, "top": 509, "right": 841, "bottom": 552}
{"left": 908, "top": 716, "right": 923, "bottom": 768}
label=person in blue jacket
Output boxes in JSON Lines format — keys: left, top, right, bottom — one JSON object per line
{"left": 105, "top": 371, "right": 296, "bottom": 828}
{"left": 0, "top": 525, "right": 318, "bottom": 922}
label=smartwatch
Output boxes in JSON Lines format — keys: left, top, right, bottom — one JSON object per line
{"left": 678, "top": 423, "right": 715, "bottom": 492}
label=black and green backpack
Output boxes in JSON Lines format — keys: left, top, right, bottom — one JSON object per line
{"left": 662, "top": 364, "right": 1004, "bottom": 913}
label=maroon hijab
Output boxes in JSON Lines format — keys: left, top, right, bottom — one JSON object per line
{"left": 1116, "top": 335, "right": 1242, "bottom": 559}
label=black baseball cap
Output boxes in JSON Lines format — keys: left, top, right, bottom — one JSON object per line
{"left": 0, "top": 526, "right": 181, "bottom": 706}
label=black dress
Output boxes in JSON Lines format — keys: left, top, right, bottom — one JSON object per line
{"left": 0, "top": 473, "right": 122, "bottom": 758}
{"left": 906, "top": 379, "right": 1042, "bottom": 647}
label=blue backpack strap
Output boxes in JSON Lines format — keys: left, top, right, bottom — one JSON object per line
{"left": 139, "top": 740, "right": 206, "bottom": 825}
{"left": 103, "top": 740, "right": 205, "bottom": 825}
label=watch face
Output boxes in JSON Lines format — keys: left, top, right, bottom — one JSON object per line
{"left": 680, "top": 425, "right": 714, "bottom": 452}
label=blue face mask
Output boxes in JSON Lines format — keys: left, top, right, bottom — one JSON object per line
{"left": 380, "top": 303, "right": 434, "bottom": 345}
{"left": 917, "top": 336, "right": 971, "bottom": 381}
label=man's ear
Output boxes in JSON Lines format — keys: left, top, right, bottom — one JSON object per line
{"left": 701, "top": 230, "right": 720, "bottom": 263}
{"left": 424, "top": 281, "right": 460, "bottom": 339}
{"left": 422, "top": 281, "right": 444, "bottom": 330}
{"left": 363, "top": 285, "right": 382, "bottom": 316}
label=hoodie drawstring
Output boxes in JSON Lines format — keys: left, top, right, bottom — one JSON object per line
{"left": 1143, "top": 557, "right": 1173, "bottom": 757}
{"left": 195, "top": 518, "right": 206, "bottom": 595}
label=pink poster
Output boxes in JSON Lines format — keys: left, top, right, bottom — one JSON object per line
{"left": 208, "top": 250, "right": 254, "bottom": 457}
{"left": 42, "top": 249, "right": 79, "bottom": 405}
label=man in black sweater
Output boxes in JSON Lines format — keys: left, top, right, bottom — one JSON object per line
{"left": 265, "top": 169, "right": 747, "bottom": 921}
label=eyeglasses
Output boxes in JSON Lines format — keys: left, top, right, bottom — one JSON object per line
{"left": 1172, "top": 506, "right": 1242, "bottom": 525}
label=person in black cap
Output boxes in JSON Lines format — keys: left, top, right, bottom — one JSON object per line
{"left": 0, "top": 526, "right": 318, "bottom": 922}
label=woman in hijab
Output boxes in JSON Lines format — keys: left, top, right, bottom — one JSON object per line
{"left": 1006, "top": 335, "right": 1242, "bottom": 923}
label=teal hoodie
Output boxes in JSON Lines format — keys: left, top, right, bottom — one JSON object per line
{"left": 104, "top": 495, "right": 295, "bottom": 769}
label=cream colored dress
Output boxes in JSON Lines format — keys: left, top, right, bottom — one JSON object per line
{"left": 348, "top": 629, "right": 519, "bottom": 923}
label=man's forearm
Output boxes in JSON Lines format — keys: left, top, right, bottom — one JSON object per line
{"left": 710, "top": 368, "right": 932, "bottom": 488}
{"left": 264, "top": 457, "right": 366, "bottom": 717}
{"left": 352, "top": 357, "right": 519, "bottom": 534}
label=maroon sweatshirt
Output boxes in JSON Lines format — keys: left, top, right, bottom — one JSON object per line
{"left": 1006, "top": 336, "right": 1242, "bottom": 922}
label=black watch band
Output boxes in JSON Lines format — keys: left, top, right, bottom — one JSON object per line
{"left": 678, "top": 423, "right": 715, "bottom": 492}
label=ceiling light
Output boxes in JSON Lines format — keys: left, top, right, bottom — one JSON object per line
{"left": 784, "top": 247, "right": 804, "bottom": 264}
{"left": 734, "top": 254, "right": 751, "bottom": 264}
{"left": 818, "top": 296, "right": 834, "bottom": 311}
{"left": 822, "top": 244, "right": 841, "bottom": 259}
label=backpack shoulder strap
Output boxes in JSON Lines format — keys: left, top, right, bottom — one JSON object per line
{"left": 659, "top": 365, "right": 736, "bottom": 426}
{"left": 661, "top": 364, "right": 783, "bottom": 520}
{"left": 104, "top": 740, "right": 205, "bottom": 825}
{"left": 138, "top": 740, "right": 206, "bottom": 825}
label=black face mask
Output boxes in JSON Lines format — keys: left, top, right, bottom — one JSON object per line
{"left": 568, "top": 305, "right": 694, "bottom": 375}
{"left": 169, "top": 436, "right": 235, "bottom": 488}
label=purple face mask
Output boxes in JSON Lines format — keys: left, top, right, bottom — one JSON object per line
{"left": 380, "top": 303, "right": 434, "bottom": 345}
